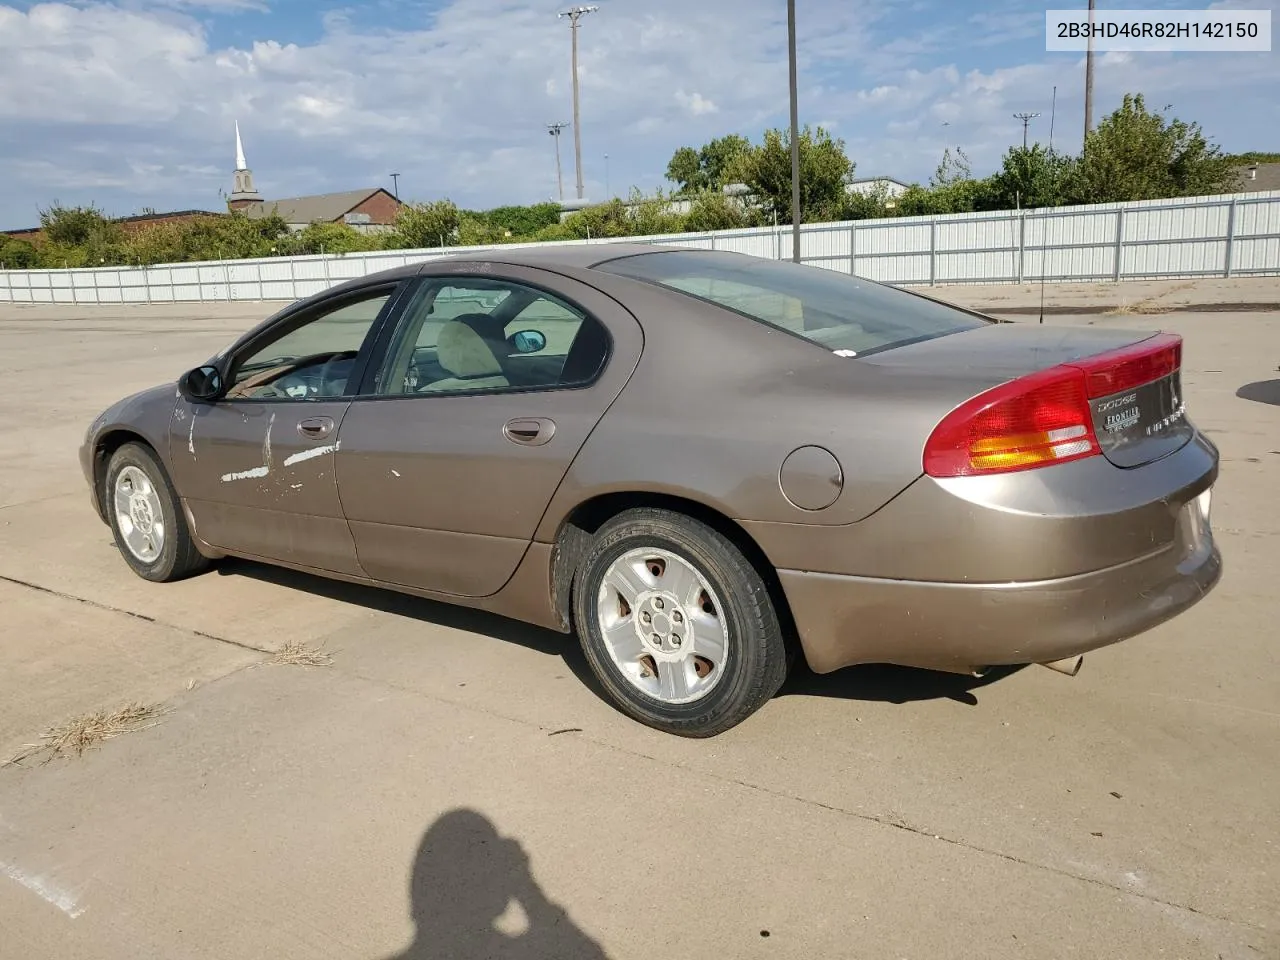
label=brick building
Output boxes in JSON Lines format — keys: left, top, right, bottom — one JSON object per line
{"left": 238, "top": 187, "right": 402, "bottom": 233}
{"left": 227, "top": 123, "right": 401, "bottom": 233}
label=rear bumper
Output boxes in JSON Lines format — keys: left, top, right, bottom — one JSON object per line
{"left": 780, "top": 492, "right": 1222, "bottom": 675}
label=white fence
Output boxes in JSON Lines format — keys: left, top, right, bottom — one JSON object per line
{"left": 3, "top": 190, "right": 1278, "bottom": 305}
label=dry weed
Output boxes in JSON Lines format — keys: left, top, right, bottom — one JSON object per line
{"left": 4, "top": 702, "right": 165, "bottom": 767}
{"left": 1105, "top": 298, "right": 1170, "bottom": 316}
{"left": 268, "top": 639, "right": 335, "bottom": 667}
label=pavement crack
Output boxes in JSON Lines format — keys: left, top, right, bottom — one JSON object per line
{"left": 0, "top": 574, "right": 272, "bottom": 657}
{"left": 575, "top": 737, "right": 1271, "bottom": 936}
{"left": 324, "top": 661, "right": 1266, "bottom": 935}
{"left": 0, "top": 492, "right": 79, "bottom": 512}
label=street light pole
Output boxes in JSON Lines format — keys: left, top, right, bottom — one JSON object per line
{"left": 1013, "top": 112, "right": 1041, "bottom": 150}
{"left": 1084, "top": 0, "right": 1097, "bottom": 148}
{"left": 547, "top": 122, "right": 569, "bottom": 201}
{"left": 787, "top": 0, "right": 801, "bottom": 263}
{"left": 390, "top": 172, "right": 400, "bottom": 200}
{"left": 559, "top": 5, "right": 598, "bottom": 201}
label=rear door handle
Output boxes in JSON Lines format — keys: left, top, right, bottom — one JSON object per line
{"left": 297, "top": 416, "right": 335, "bottom": 440}
{"left": 503, "top": 417, "right": 556, "bottom": 447}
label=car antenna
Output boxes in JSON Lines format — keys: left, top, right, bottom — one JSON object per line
{"left": 1038, "top": 85, "right": 1057, "bottom": 325}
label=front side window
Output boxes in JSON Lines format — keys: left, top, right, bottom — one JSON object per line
{"left": 375, "top": 278, "right": 609, "bottom": 396}
{"left": 595, "top": 250, "right": 990, "bottom": 357}
{"left": 225, "top": 290, "right": 392, "bottom": 400}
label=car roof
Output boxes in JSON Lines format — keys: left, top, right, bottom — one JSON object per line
{"left": 335, "top": 242, "right": 694, "bottom": 292}
{"left": 434, "top": 241, "right": 669, "bottom": 270}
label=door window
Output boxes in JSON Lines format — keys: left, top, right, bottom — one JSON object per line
{"left": 376, "top": 278, "right": 609, "bottom": 396}
{"left": 225, "top": 289, "right": 393, "bottom": 401}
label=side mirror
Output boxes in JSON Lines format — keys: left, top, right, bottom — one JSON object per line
{"left": 178, "top": 365, "right": 223, "bottom": 402}
{"left": 509, "top": 329, "right": 546, "bottom": 354}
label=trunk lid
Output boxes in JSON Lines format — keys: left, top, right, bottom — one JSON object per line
{"left": 1087, "top": 361, "right": 1190, "bottom": 467}
{"left": 858, "top": 323, "right": 1193, "bottom": 468}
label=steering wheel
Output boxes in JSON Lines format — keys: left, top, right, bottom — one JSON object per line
{"left": 316, "top": 350, "right": 359, "bottom": 397}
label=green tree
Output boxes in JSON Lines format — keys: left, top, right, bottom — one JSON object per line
{"left": 0, "top": 238, "right": 40, "bottom": 269}
{"left": 123, "top": 221, "right": 186, "bottom": 265}
{"left": 986, "top": 145, "right": 1074, "bottom": 210}
{"left": 665, "top": 135, "right": 754, "bottom": 194}
{"left": 665, "top": 146, "right": 704, "bottom": 193}
{"left": 625, "top": 188, "right": 688, "bottom": 236}
{"left": 475, "top": 202, "right": 562, "bottom": 238}
{"left": 736, "top": 125, "right": 854, "bottom": 223}
{"left": 922, "top": 147, "right": 999, "bottom": 214}
{"left": 560, "top": 198, "right": 632, "bottom": 239}
{"left": 278, "top": 221, "right": 379, "bottom": 256}
{"left": 1224, "top": 151, "right": 1280, "bottom": 164}
{"left": 38, "top": 203, "right": 120, "bottom": 247}
{"left": 892, "top": 184, "right": 947, "bottom": 217}
{"left": 119, "top": 211, "right": 290, "bottom": 263}
{"left": 391, "top": 200, "right": 462, "bottom": 247}
{"left": 1067, "top": 93, "right": 1235, "bottom": 203}
{"left": 530, "top": 220, "right": 576, "bottom": 243}
{"left": 457, "top": 213, "right": 507, "bottom": 246}
{"left": 684, "top": 191, "right": 750, "bottom": 232}
{"left": 841, "top": 182, "right": 898, "bottom": 220}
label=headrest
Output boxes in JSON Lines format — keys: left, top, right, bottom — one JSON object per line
{"left": 451, "top": 312, "right": 508, "bottom": 343}
{"left": 436, "top": 320, "right": 504, "bottom": 379}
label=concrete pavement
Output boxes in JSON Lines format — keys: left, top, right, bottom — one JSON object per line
{"left": 0, "top": 280, "right": 1277, "bottom": 959}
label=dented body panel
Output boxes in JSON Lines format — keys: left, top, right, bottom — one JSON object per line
{"left": 168, "top": 398, "right": 362, "bottom": 576}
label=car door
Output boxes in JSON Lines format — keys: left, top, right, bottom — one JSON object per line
{"left": 171, "top": 281, "right": 406, "bottom": 575}
{"left": 335, "top": 265, "right": 643, "bottom": 597}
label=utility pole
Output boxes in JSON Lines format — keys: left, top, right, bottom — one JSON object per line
{"left": 1084, "top": 0, "right": 1097, "bottom": 149}
{"left": 559, "top": 5, "right": 598, "bottom": 201}
{"left": 390, "top": 173, "right": 400, "bottom": 200}
{"left": 1013, "top": 112, "right": 1041, "bottom": 150}
{"left": 787, "top": 0, "right": 801, "bottom": 263}
{"left": 604, "top": 153, "right": 610, "bottom": 199}
{"left": 547, "top": 122, "right": 569, "bottom": 201}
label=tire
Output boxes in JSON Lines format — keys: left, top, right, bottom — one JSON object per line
{"left": 572, "top": 507, "right": 789, "bottom": 737}
{"left": 104, "top": 442, "right": 211, "bottom": 583}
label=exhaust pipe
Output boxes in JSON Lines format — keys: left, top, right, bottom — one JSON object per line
{"left": 1040, "top": 655, "right": 1084, "bottom": 677}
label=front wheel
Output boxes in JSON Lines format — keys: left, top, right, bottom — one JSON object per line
{"left": 572, "top": 508, "right": 789, "bottom": 738}
{"left": 104, "top": 442, "right": 211, "bottom": 582}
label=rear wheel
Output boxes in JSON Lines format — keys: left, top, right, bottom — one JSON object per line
{"left": 105, "top": 442, "right": 210, "bottom": 583}
{"left": 572, "top": 508, "right": 789, "bottom": 737}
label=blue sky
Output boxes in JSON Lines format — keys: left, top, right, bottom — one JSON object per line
{"left": 0, "top": 0, "right": 1276, "bottom": 229}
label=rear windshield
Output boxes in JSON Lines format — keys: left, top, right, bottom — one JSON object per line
{"left": 596, "top": 250, "right": 990, "bottom": 356}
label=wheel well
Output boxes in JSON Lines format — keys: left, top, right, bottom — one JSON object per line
{"left": 91, "top": 430, "right": 154, "bottom": 519}
{"left": 550, "top": 492, "right": 799, "bottom": 650}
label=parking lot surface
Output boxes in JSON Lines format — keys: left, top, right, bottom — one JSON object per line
{"left": 1, "top": 282, "right": 1277, "bottom": 959}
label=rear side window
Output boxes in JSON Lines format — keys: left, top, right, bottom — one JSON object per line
{"left": 596, "top": 250, "right": 989, "bottom": 356}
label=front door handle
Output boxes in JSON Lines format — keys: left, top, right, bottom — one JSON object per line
{"left": 503, "top": 417, "right": 556, "bottom": 447}
{"left": 297, "top": 416, "right": 335, "bottom": 440}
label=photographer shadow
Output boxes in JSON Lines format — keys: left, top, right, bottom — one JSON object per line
{"left": 384, "top": 808, "right": 611, "bottom": 960}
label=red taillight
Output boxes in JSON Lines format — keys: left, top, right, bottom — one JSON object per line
{"left": 923, "top": 333, "right": 1182, "bottom": 479}
{"left": 1072, "top": 333, "right": 1182, "bottom": 399}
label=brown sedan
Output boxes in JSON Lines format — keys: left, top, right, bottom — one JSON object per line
{"left": 80, "top": 244, "right": 1222, "bottom": 736}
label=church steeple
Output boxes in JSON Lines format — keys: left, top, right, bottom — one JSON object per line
{"left": 228, "top": 121, "right": 263, "bottom": 211}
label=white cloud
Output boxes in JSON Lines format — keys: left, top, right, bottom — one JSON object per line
{"left": 676, "top": 91, "right": 719, "bottom": 117}
{"left": 0, "top": 0, "right": 1275, "bottom": 227}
